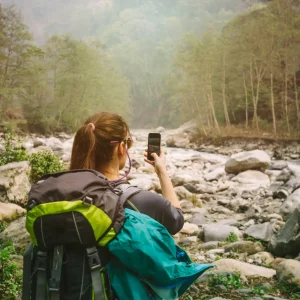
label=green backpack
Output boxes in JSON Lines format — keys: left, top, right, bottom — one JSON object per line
{"left": 22, "top": 169, "right": 141, "bottom": 300}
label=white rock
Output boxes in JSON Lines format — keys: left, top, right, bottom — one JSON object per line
{"left": 225, "top": 150, "right": 271, "bottom": 174}
{"left": 180, "top": 222, "right": 199, "bottom": 235}
{"left": 0, "top": 203, "right": 26, "bottom": 221}
{"left": 214, "top": 259, "right": 276, "bottom": 278}
{"left": 0, "top": 161, "right": 31, "bottom": 205}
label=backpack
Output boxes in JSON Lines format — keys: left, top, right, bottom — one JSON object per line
{"left": 22, "top": 169, "right": 142, "bottom": 300}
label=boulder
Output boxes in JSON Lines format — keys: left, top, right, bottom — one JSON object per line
{"left": 187, "top": 213, "right": 206, "bottom": 225}
{"left": 204, "top": 167, "right": 225, "bottom": 181}
{"left": 213, "top": 259, "right": 276, "bottom": 278}
{"left": 272, "top": 258, "right": 300, "bottom": 285}
{"left": 33, "top": 137, "right": 47, "bottom": 147}
{"left": 174, "top": 186, "right": 192, "bottom": 199}
{"left": 279, "top": 188, "right": 300, "bottom": 220}
{"left": 269, "top": 206, "right": 300, "bottom": 257}
{"left": 128, "top": 176, "right": 155, "bottom": 191}
{"left": 248, "top": 252, "right": 274, "bottom": 266}
{"left": 231, "top": 170, "right": 270, "bottom": 191}
{"left": 0, "top": 161, "right": 31, "bottom": 205}
{"left": 180, "top": 222, "right": 199, "bottom": 235}
{"left": 225, "top": 150, "right": 271, "bottom": 174}
{"left": 245, "top": 223, "right": 275, "bottom": 242}
{"left": 270, "top": 160, "right": 288, "bottom": 170}
{"left": 202, "top": 224, "right": 241, "bottom": 242}
{"left": 0, "top": 217, "right": 30, "bottom": 251}
{"left": 224, "top": 241, "right": 264, "bottom": 255}
{"left": 274, "top": 178, "right": 300, "bottom": 199}
{"left": 0, "top": 203, "right": 26, "bottom": 221}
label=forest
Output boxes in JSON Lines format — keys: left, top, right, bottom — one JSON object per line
{"left": 0, "top": 0, "right": 299, "bottom": 136}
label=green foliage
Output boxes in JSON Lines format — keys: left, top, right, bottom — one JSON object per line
{"left": 0, "top": 131, "right": 28, "bottom": 166}
{"left": 0, "top": 240, "right": 22, "bottom": 300}
{"left": 0, "top": 222, "right": 7, "bottom": 233}
{"left": 208, "top": 272, "right": 243, "bottom": 290}
{"left": 276, "top": 281, "right": 300, "bottom": 299}
{"left": 226, "top": 232, "right": 239, "bottom": 243}
{"left": 29, "top": 151, "right": 65, "bottom": 182}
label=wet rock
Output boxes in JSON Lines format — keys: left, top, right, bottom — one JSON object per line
{"left": 0, "top": 217, "right": 30, "bottom": 251}
{"left": 269, "top": 206, "right": 300, "bottom": 257}
{"left": 213, "top": 259, "right": 276, "bottom": 278}
{"left": 202, "top": 224, "right": 241, "bottom": 242}
{"left": 224, "top": 241, "right": 264, "bottom": 255}
{"left": 225, "top": 150, "right": 271, "bottom": 174}
{"left": 0, "top": 161, "right": 31, "bottom": 205}
{"left": 245, "top": 222, "right": 275, "bottom": 242}
{"left": 272, "top": 258, "right": 300, "bottom": 285}
{"left": 0, "top": 203, "right": 26, "bottom": 221}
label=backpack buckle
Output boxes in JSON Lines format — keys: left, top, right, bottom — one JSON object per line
{"left": 82, "top": 196, "right": 93, "bottom": 206}
{"left": 86, "top": 247, "right": 101, "bottom": 270}
{"left": 48, "top": 278, "right": 60, "bottom": 292}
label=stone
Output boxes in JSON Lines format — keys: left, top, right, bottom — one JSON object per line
{"left": 171, "top": 173, "right": 194, "bottom": 187}
{"left": 213, "top": 259, "right": 276, "bottom": 278}
{"left": 180, "top": 222, "right": 199, "bottom": 235}
{"left": 198, "top": 241, "right": 220, "bottom": 250}
{"left": 269, "top": 206, "right": 300, "bottom": 257}
{"left": 187, "top": 213, "right": 206, "bottom": 225}
{"left": 270, "top": 160, "right": 288, "bottom": 170}
{"left": 156, "top": 126, "right": 165, "bottom": 133}
{"left": 224, "top": 241, "right": 264, "bottom": 255}
{"left": 203, "top": 224, "right": 241, "bottom": 242}
{"left": 128, "top": 177, "right": 155, "bottom": 191}
{"left": 272, "top": 258, "right": 300, "bottom": 285}
{"left": 248, "top": 252, "right": 274, "bottom": 266}
{"left": 0, "top": 161, "right": 31, "bottom": 205}
{"left": 280, "top": 188, "right": 300, "bottom": 220}
{"left": 174, "top": 186, "right": 192, "bottom": 199}
{"left": 0, "top": 203, "right": 26, "bottom": 221}
{"left": 274, "top": 178, "right": 300, "bottom": 200}
{"left": 178, "top": 236, "right": 198, "bottom": 246}
{"left": 225, "top": 150, "right": 271, "bottom": 174}
{"left": 33, "top": 137, "right": 47, "bottom": 147}
{"left": 207, "top": 249, "right": 225, "bottom": 255}
{"left": 263, "top": 296, "right": 289, "bottom": 300}
{"left": 184, "top": 183, "right": 216, "bottom": 194}
{"left": 204, "top": 167, "right": 225, "bottom": 181}
{"left": 245, "top": 222, "right": 275, "bottom": 242}
{"left": 0, "top": 217, "right": 30, "bottom": 251}
{"left": 231, "top": 170, "right": 270, "bottom": 190}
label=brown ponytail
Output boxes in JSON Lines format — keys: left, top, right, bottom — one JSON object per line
{"left": 70, "top": 112, "right": 131, "bottom": 171}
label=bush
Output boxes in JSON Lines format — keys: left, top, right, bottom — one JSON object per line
{"left": 29, "top": 151, "right": 65, "bottom": 182}
{"left": 208, "top": 272, "right": 243, "bottom": 290}
{"left": 0, "top": 131, "right": 28, "bottom": 166}
{"left": 0, "top": 241, "right": 22, "bottom": 300}
{"left": 226, "top": 232, "right": 239, "bottom": 243}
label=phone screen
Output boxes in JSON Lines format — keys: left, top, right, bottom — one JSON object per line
{"left": 147, "top": 133, "right": 161, "bottom": 161}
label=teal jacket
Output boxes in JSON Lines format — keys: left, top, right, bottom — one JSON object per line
{"left": 107, "top": 209, "right": 214, "bottom": 300}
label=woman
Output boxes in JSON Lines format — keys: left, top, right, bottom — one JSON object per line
{"left": 70, "top": 111, "right": 184, "bottom": 235}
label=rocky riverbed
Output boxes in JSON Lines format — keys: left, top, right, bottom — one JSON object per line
{"left": 0, "top": 123, "right": 300, "bottom": 300}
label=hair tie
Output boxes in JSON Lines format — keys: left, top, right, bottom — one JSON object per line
{"left": 88, "top": 123, "right": 95, "bottom": 132}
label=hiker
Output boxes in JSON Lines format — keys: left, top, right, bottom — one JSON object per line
{"left": 70, "top": 111, "right": 184, "bottom": 234}
{"left": 23, "top": 112, "right": 213, "bottom": 300}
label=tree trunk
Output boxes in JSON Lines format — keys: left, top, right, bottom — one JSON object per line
{"left": 208, "top": 78, "right": 220, "bottom": 132}
{"left": 270, "top": 65, "right": 277, "bottom": 134}
{"left": 192, "top": 83, "right": 207, "bottom": 135}
{"left": 222, "top": 52, "right": 231, "bottom": 127}
{"left": 294, "top": 68, "right": 299, "bottom": 132}
{"left": 243, "top": 72, "right": 248, "bottom": 128}
{"left": 284, "top": 68, "right": 290, "bottom": 135}
{"left": 249, "top": 58, "right": 258, "bottom": 130}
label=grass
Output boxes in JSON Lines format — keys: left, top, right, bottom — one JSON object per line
{"left": 225, "top": 232, "right": 239, "bottom": 243}
{"left": 187, "top": 194, "right": 202, "bottom": 208}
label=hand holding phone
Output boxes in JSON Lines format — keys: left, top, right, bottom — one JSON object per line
{"left": 147, "top": 133, "right": 161, "bottom": 161}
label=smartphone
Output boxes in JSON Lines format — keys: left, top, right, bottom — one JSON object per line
{"left": 147, "top": 133, "right": 161, "bottom": 161}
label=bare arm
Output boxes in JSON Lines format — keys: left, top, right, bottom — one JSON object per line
{"left": 144, "top": 148, "right": 181, "bottom": 209}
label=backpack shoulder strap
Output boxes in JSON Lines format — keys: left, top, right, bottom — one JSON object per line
{"left": 118, "top": 184, "right": 142, "bottom": 206}
{"left": 49, "top": 245, "right": 64, "bottom": 300}
{"left": 22, "top": 243, "right": 34, "bottom": 300}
